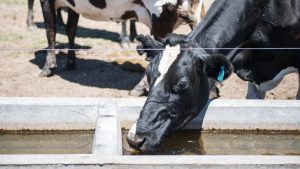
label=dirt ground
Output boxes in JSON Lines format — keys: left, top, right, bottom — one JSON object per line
{"left": 0, "top": 1, "right": 298, "bottom": 99}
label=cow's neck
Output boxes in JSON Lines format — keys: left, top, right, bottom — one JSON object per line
{"left": 187, "top": 0, "right": 265, "bottom": 55}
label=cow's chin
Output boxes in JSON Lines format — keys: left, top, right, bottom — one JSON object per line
{"left": 139, "top": 137, "right": 163, "bottom": 152}
{"left": 127, "top": 121, "right": 172, "bottom": 152}
{"left": 137, "top": 118, "right": 193, "bottom": 152}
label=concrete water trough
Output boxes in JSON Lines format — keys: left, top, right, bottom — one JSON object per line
{"left": 0, "top": 97, "right": 299, "bottom": 168}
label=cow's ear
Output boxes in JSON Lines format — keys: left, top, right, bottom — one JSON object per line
{"left": 136, "top": 35, "right": 163, "bottom": 61}
{"left": 203, "top": 54, "right": 233, "bottom": 82}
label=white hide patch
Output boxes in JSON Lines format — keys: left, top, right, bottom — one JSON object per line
{"left": 154, "top": 45, "right": 181, "bottom": 87}
{"left": 55, "top": 0, "right": 151, "bottom": 26}
{"left": 181, "top": 0, "right": 189, "bottom": 11}
{"left": 127, "top": 121, "right": 137, "bottom": 140}
{"left": 258, "top": 67, "right": 299, "bottom": 92}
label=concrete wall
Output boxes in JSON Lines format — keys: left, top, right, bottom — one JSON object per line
{"left": 0, "top": 97, "right": 99, "bottom": 130}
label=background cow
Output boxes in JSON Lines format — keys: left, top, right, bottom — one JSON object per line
{"left": 38, "top": 0, "right": 205, "bottom": 77}
{"left": 26, "top": 0, "right": 137, "bottom": 48}
{"left": 127, "top": 0, "right": 300, "bottom": 152}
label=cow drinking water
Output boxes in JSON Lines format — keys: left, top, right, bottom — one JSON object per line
{"left": 127, "top": 0, "right": 300, "bottom": 152}
{"left": 127, "top": 34, "right": 233, "bottom": 152}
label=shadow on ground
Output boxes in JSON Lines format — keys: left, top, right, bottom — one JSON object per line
{"left": 36, "top": 22, "right": 121, "bottom": 43}
{"left": 30, "top": 45, "right": 144, "bottom": 90}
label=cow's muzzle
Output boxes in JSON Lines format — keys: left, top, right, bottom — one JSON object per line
{"left": 126, "top": 134, "right": 146, "bottom": 151}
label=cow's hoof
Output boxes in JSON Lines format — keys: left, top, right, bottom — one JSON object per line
{"left": 209, "top": 85, "right": 221, "bottom": 99}
{"left": 130, "top": 34, "right": 137, "bottom": 42}
{"left": 39, "top": 68, "right": 53, "bottom": 77}
{"left": 120, "top": 37, "right": 131, "bottom": 49}
{"left": 27, "top": 23, "right": 37, "bottom": 31}
{"left": 63, "top": 62, "right": 76, "bottom": 71}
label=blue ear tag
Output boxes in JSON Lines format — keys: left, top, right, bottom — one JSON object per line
{"left": 217, "top": 66, "right": 225, "bottom": 82}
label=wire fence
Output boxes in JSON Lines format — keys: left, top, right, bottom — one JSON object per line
{"left": 2, "top": 47, "right": 300, "bottom": 52}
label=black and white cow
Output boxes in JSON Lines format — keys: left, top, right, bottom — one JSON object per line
{"left": 127, "top": 0, "right": 300, "bottom": 152}
{"left": 39, "top": 0, "right": 205, "bottom": 77}
{"left": 27, "top": 0, "right": 137, "bottom": 48}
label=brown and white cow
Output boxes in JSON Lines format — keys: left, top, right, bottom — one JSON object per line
{"left": 39, "top": 0, "right": 205, "bottom": 77}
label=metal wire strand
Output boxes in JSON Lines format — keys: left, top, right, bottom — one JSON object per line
{"left": 1, "top": 47, "right": 300, "bottom": 51}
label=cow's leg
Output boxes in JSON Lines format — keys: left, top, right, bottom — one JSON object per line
{"left": 296, "top": 76, "right": 300, "bottom": 100}
{"left": 120, "top": 21, "right": 131, "bottom": 48}
{"left": 27, "top": 0, "right": 37, "bottom": 31}
{"left": 246, "top": 82, "right": 266, "bottom": 99}
{"left": 64, "top": 9, "right": 79, "bottom": 70}
{"left": 56, "top": 8, "right": 64, "bottom": 27}
{"left": 39, "top": 0, "right": 57, "bottom": 77}
{"left": 129, "top": 20, "right": 137, "bottom": 42}
{"left": 130, "top": 75, "right": 149, "bottom": 96}
{"left": 253, "top": 67, "right": 298, "bottom": 99}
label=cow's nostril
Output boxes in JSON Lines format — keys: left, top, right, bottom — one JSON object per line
{"left": 126, "top": 135, "right": 146, "bottom": 150}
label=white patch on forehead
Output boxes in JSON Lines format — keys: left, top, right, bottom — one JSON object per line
{"left": 154, "top": 45, "right": 181, "bottom": 87}
{"left": 127, "top": 121, "right": 137, "bottom": 140}
{"left": 142, "top": 0, "right": 178, "bottom": 17}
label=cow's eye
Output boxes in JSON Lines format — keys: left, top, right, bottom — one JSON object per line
{"left": 157, "top": 110, "right": 169, "bottom": 121}
{"left": 173, "top": 77, "right": 190, "bottom": 93}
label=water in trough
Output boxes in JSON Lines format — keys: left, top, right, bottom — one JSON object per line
{"left": 0, "top": 131, "right": 94, "bottom": 154}
{"left": 123, "top": 130, "right": 300, "bottom": 155}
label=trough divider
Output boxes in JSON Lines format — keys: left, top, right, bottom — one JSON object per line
{"left": 92, "top": 99, "right": 120, "bottom": 156}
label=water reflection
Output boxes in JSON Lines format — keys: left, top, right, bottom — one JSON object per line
{"left": 123, "top": 130, "right": 300, "bottom": 155}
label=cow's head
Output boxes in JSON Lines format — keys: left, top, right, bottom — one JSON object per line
{"left": 127, "top": 34, "right": 232, "bottom": 152}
